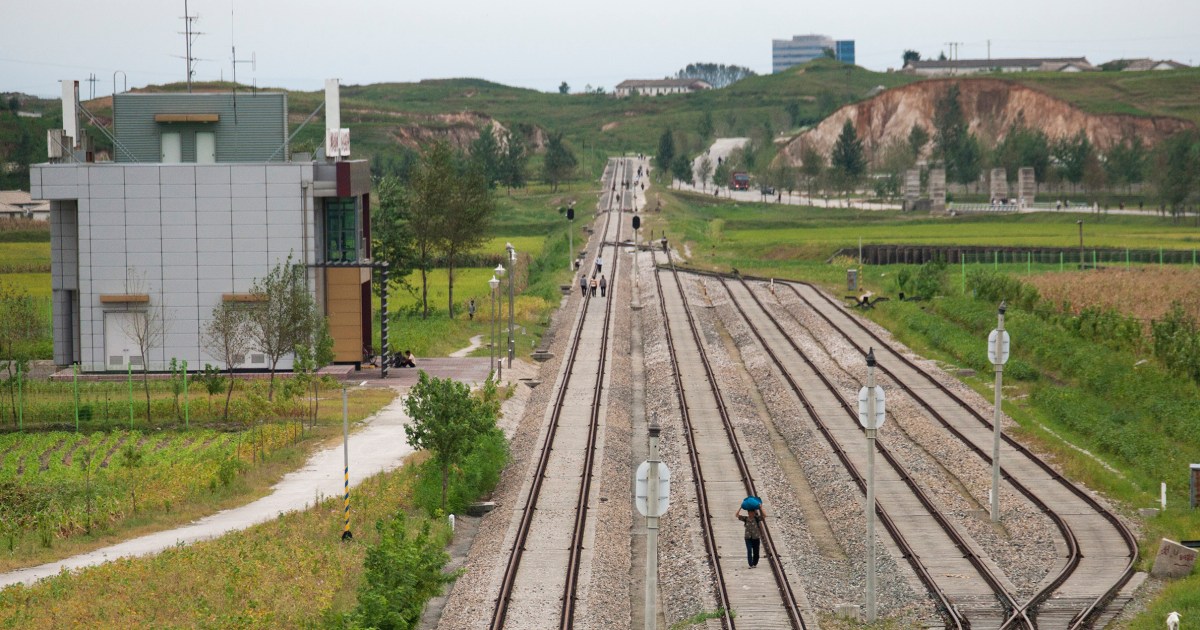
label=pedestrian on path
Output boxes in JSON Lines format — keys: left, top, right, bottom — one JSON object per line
{"left": 736, "top": 506, "right": 765, "bottom": 568}
{"left": 599, "top": 275, "right": 607, "bottom": 297}
{"left": 579, "top": 274, "right": 588, "bottom": 297}
{"left": 468, "top": 299, "right": 476, "bottom": 320}
{"left": 589, "top": 277, "right": 598, "bottom": 297}
{"left": 595, "top": 255, "right": 604, "bottom": 275}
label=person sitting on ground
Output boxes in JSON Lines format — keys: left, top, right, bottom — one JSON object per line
{"left": 395, "top": 350, "right": 417, "bottom": 368}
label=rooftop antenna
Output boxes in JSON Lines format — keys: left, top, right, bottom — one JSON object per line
{"left": 178, "top": 0, "right": 204, "bottom": 92}
{"left": 230, "top": 1, "right": 256, "bottom": 123}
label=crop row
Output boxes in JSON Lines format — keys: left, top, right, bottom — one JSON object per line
{"left": 0, "top": 424, "right": 297, "bottom": 546}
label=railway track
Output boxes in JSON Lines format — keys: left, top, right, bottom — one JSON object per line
{"left": 489, "top": 158, "right": 629, "bottom": 629}
{"left": 651, "top": 250, "right": 811, "bottom": 629}
{"left": 772, "top": 279, "right": 1138, "bottom": 629}
{"left": 667, "top": 263, "right": 1136, "bottom": 628}
{"left": 682, "top": 266, "right": 1012, "bottom": 628}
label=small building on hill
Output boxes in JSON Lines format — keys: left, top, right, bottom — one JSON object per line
{"left": 903, "top": 57, "right": 1094, "bottom": 76}
{"left": 0, "top": 190, "right": 49, "bottom": 220}
{"left": 1121, "top": 58, "right": 1189, "bottom": 71}
{"left": 614, "top": 79, "right": 712, "bottom": 97}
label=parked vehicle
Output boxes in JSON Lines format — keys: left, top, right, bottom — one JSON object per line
{"left": 731, "top": 171, "right": 750, "bottom": 190}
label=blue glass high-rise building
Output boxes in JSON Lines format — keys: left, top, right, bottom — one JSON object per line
{"left": 773, "top": 34, "right": 856, "bottom": 72}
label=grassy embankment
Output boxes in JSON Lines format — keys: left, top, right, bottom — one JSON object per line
{"left": 652, "top": 187, "right": 1200, "bottom": 627}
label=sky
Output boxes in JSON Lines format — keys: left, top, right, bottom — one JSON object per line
{"left": 2, "top": 0, "right": 1198, "bottom": 98}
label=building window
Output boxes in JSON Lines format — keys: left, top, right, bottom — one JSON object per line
{"left": 325, "top": 197, "right": 358, "bottom": 262}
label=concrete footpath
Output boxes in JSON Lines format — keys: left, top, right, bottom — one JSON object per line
{"left": 0, "top": 392, "right": 416, "bottom": 588}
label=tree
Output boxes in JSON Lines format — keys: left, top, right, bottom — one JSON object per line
{"left": 799, "top": 144, "right": 826, "bottom": 196}
{"left": 202, "top": 301, "right": 251, "bottom": 419}
{"left": 542, "top": 131, "right": 577, "bottom": 192}
{"left": 698, "top": 110, "right": 714, "bottom": 141}
{"left": 785, "top": 102, "right": 803, "bottom": 128}
{"left": 713, "top": 160, "right": 731, "bottom": 192}
{"left": 371, "top": 175, "right": 418, "bottom": 303}
{"left": 403, "top": 371, "right": 500, "bottom": 511}
{"left": 830, "top": 119, "right": 866, "bottom": 195}
{"left": 673, "top": 62, "right": 757, "bottom": 88}
{"left": 992, "top": 117, "right": 1051, "bottom": 182}
{"left": 932, "top": 84, "right": 983, "bottom": 185}
{"left": 0, "top": 283, "right": 44, "bottom": 426}
{"left": 120, "top": 269, "right": 167, "bottom": 424}
{"left": 245, "top": 256, "right": 321, "bottom": 400}
{"left": 1105, "top": 136, "right": 1148, "bottom": 193}
{"left": 907, "top": 124, "right": 930, "bottom": 160}
{"left": 670, "top": 154, "right": 693, "bottom": 186}
{"left": 1054, "top": 131, "right": 1094, "bottom": 187}
{"left": 558, "top": 81, "right": 570, "bottom": 95}
{"left": 697, "top": 155, "right": 713, "bottom": 190}
{"left": 408, "top": 142, "right": 456, "bottom": 318}
{"left": 469, "top": 124, "right": 502, "bottom": 188}
{"left": 903, "top": 50, "right": 921, "bottom": 66}
{"left": 1152, "top": 130, "right": 1200, "bottom": 218}
{"left": 877, "top": 138, "right": 917, "bottom": 200}
{"left": 498, "top": 130, "right": 528, "bottom": 191}
{"left": 656, "top": 129, "right": 676, "bottom": 173}
{"left": 440, "top": 158, "right": 495, "bottom": 318}
{"left": 822, "top": 47, "right": 836, "bottom": 59}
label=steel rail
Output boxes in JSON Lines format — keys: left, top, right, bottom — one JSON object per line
{"left": 779, "top": 280, "right": 1136, "bottom": 629}
{"left": 653, "top": 253, "right": 807, "bottom": 629}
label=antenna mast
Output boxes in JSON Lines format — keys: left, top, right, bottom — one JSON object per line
{"left": 180, "top": 0, "right": 203, "bottom": 92}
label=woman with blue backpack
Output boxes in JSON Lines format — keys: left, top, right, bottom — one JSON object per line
{"left": 736, "top": 496, "right": 766, "bottom": 568}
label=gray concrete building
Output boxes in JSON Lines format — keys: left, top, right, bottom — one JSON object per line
{"left": 32, "top": 80, "right": 372, "bottom": 373}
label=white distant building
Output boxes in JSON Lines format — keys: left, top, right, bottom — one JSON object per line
{"left": 1119, "top": 58, "right": 1189, "bottom": 71}
{"left": 614, "top": 79, "right": 712, "bottom": 97}
{"left": 903, "top": 57, "right": 1095, "bottom": 76}
{"left": 0, "top": 190, "right": 49, "bottom": 221}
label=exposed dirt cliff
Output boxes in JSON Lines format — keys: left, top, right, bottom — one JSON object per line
{"left": 780, "top": 78, "right": 1195, "bottom": 167}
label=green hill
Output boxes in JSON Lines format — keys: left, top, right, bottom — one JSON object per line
{"left": 3, "top": 61, "right": 1198, "bottom": 188}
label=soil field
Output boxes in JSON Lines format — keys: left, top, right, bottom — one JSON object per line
{"left": 1025, "top": 267, "right": 1200, "bottom": 324}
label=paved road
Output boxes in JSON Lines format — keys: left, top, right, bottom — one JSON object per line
{"left": 0, "top": 392, "right": 415, "bottom": 588}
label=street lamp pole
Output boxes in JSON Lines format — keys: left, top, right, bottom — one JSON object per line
{"left": 506, "top": 243, "right": 516, "bottom": 368}
{"left": 489, "top": 275, "right": 499, "bottom": 376}
{"left": 494, "top": 264, "right": 505, "bottom": 380}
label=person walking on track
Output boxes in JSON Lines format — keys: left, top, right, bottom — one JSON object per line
{"left": 595, "top": 255, "right": 604, "bottom": 275}
{"left": 599, "top": 275, "right": 607, "bottom": 298}
{"left": 579, "top": 274, "right": 588, "bottom": 297}
{"left": 589, "top": 276, "right": 598, "bottom": 297}
{"left": 736, "top": 505, "right": 765, "bottom": 568}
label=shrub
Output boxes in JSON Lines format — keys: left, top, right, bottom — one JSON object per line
{"left": 350, "top": 511, "right": 454, "bottom": 630}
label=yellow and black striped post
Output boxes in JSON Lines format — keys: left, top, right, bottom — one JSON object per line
{"left": 341, "top": 386, "right": 352, "bottom": 540}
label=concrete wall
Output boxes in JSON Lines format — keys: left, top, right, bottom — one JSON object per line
{"left": 31, "top": 162, "right": 316, "bottom": 371}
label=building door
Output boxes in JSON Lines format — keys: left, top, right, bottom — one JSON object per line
{"left": 161, "top": 132, "right": 182, "bottom": 163}
{"left": 196, "top": 131, "right": 216, "bottom": 163}
{"left": 104, "top": 311, "right": 144, "bottom": 371}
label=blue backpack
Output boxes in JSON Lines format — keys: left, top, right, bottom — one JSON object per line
{"left": 741, "top": 496, "right": 762, "bottom": 511}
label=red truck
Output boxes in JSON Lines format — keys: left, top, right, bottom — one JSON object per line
{"left": 730, "top": 171, "right": 750, "bottom": 190}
